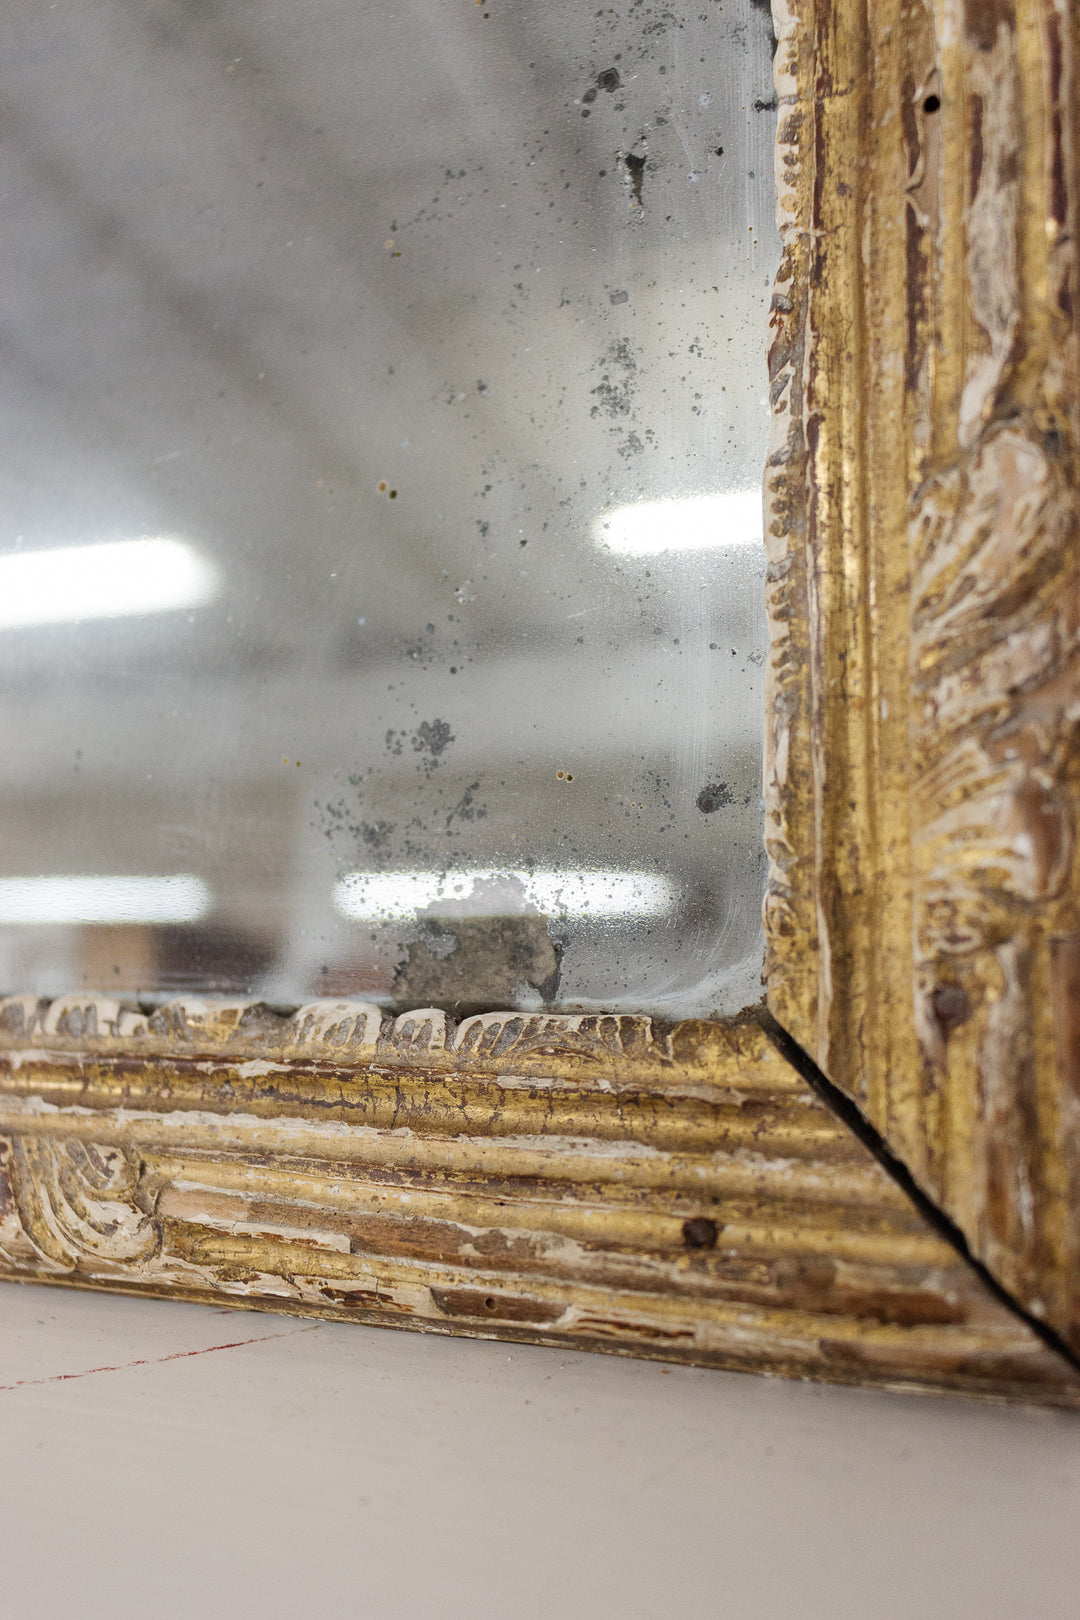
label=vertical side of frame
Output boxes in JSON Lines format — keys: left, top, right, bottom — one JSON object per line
{"left": 765, "top": 0, "right": 1080, "bottom": 1358}
{"left": 765, "top": 0, "right": 927, "bottom": 1128}
{"left": 763, "top": 0, "right": 822, "bottom": 1047}
{"left": 907, "top": 0, "right": 1080, "bottom": 1342}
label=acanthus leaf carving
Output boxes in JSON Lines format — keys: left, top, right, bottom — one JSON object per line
{"left": 0, "top": 1135, "right": 159, "bottom": 1273}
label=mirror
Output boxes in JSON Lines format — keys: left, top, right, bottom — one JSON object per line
{"left": 0, "top": 0, "right": 778, "bottom": 1017}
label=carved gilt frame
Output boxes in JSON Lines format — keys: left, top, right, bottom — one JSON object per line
{"left": 2, "top": 0, "right": 1078, "bottom": 1405}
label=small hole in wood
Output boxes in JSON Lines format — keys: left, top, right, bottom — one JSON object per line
{"left": 682, "top": 1216, "right": 719, "bottom": 1250}
{"left": 923, "top": 93, "right": 941, "bottom": 113}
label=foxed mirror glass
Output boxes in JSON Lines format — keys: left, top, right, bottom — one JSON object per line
{"left": 0, "top": 0, "right": 778, "bottom": 1017}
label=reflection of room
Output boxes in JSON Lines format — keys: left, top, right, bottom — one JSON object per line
{"left": 0, "top": 0, "right": 778, "bottom": 1018}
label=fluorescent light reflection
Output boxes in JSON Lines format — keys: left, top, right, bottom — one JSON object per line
{"left": 333, "top": 868, "right": 677, "bottom": 923}
{"left": 0, "top": 537, "right": 219, "bottom": 629}
{"left": 0, "top": 875, "right": 212, "bottom": 925}
{"left": 593, "top": 490, "right": 762, "bottom": 556}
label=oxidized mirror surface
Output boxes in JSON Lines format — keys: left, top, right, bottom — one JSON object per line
{"left": 0, "top": 0, "right": 778, "bottom": 1017}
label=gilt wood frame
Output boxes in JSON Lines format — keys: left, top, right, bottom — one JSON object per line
{"left": 765, "top": 0, "right": 1080, "bottom": 1364}
{"left": 1, "top": 0, "right": 1078, "bottom": 1403}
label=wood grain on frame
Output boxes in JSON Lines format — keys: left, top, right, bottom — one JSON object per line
{"left": 764, "top": 0, "right": 1080, "bottom": 1353}
{"left": 2, "top": 0, "right": 1079, "bottom": 1405}
{"left": 0, "top": 996, "right": 1076, "bottom": 1403}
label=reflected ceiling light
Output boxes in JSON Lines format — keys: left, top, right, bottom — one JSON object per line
{"left": 0, "top": 537, "right": 219, "bottom": 629}
{"left": 0, "top": 875, "right": 212, "bottom": 925}
{"left": 592, "top": 490, "right": 762, "bottom": 556}
{"left": 333, "top": 868, "right": 676, "bottom": 922}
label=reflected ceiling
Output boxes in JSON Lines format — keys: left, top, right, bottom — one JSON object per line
{"left": 0, "top": 0, "right": 778, "bottom": 1017}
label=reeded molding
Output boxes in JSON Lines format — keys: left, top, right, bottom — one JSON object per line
{"left": 764, "top": 0, "right": 1080, "bottom": 1352}
{"left": 0, "top": 995, "right": 1076, "bottom": 1403}
{"left": 3, "top": 0, "right": 1079, "bottom": 1403}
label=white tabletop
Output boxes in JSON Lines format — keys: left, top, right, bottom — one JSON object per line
{"left": 1, "top": 1281, "right": 1077, "bottom": 1619}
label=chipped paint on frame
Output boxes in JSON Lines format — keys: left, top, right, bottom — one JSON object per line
{"left": 0, "top": 994, "right": 1077, "bottom": 1403}
{"left": 764, "top": 0, "right": 1080, "bottom": 1355}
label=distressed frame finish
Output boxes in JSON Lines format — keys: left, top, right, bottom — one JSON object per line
{"left": 0, "top": 996, "right": 1077, "bottom": 1403}
{"left": 2, "top": 0, "right": 1080, "bottom": 1403}
{"left": 764, "top": 0, "right": 1080, "bottom": 1362}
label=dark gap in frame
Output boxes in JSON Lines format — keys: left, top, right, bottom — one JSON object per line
{"left": 758, "top": 1007, "right": 1080, "bottom": 1381}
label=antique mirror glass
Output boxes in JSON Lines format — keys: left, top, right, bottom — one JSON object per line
{"left": 0, "top": 0, "right": 778, "bottom": 1017}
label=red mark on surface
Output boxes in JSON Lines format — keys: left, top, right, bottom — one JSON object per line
{"left": 0, "top": 1325, "right": 318, "bottom": 1393}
